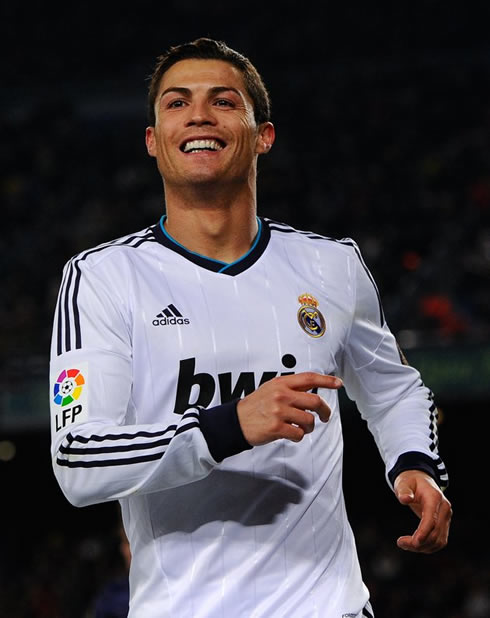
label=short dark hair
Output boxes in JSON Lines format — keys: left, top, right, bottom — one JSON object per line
{"left": 147, "top": 37, "right": 271, "bottom": 127}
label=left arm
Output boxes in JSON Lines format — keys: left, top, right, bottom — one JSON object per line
{"left": 339, "top": 241, "right": 451, "bottom": 552}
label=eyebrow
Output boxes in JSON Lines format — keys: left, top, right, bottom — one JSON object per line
{"left": 159, "top": 86, "right": 243, "bottom": 100}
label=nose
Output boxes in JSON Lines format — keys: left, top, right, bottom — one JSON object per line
{"left": 186, "top": 100, "right": 217, "bottom": 127}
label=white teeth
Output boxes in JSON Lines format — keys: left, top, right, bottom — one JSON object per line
{"left": 183, "top": 139, "right": 223, "bottom": 153}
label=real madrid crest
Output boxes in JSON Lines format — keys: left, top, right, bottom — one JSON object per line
{"left": 297, "top": 293, "right": 326, "bottom": 338}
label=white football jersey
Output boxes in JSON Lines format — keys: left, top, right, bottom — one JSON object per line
{"left": 49, "top": 217, "right": 448, "bottom": 618}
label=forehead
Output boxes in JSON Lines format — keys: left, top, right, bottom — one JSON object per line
{"left": 158, "top": 58, "right": 249, "bottom": 97}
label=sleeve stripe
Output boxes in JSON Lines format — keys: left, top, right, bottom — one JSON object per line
{"left": 56, "top": 267, "right": 68, "bottom": 357}
{"left": 55, "top": 230, "right": 156, "bottom": 356}
{"left": 63, "top": 264, "right": 74, "bottom": 353}
{"left": 66, "top": 412, "right": 199, "bottom": 445}
{"left": 61, "top": 436, "right": 174, "bottom": 455}
{"left": 56, "top": 450, "right": 166, "bottom": 468}
{"left": 72, "top": 261, "right": 83, "bottom": 350}
{"left": 349, "top": 243, "right": 385, "bottom": 327}
{"left": 67, "top": 426, "right": 180, "bottom": 444}
{"left": 56, "top": 412, "right": 200, "bottom": 469}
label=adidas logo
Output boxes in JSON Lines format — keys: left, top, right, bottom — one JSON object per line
{"left": 152, "top": 304, "right": 190, "bottom": 326}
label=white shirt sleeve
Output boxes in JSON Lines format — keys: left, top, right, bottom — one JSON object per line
{"left": 49, "top": 254, "right": 219, "bottom": 508}
{"left": 339, "top": 241, "right": 448, "bottom": 489}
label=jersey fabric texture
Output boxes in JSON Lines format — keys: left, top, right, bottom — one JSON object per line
{"left": 49, "top": 217, "right": 448, "bottom": 618}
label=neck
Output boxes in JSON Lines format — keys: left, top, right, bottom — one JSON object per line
{"left": 163, "top": 184, "right": 258, "bottom": 263}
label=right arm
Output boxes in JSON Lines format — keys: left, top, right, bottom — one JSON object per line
{"left": 49, "top": 253, "right": 249, "bottom": 507}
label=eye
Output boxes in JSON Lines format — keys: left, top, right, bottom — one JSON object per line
{"left": 167, "top": 99, "right": 187, "bottom": 109}
{"left": 214, "top": 98, "right": 234, "bottom": 107}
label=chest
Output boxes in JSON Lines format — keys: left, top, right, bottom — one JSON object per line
{"left": 128, "top": 249, "right": 353, "bottom": 414}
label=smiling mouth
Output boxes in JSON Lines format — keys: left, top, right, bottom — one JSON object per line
{"left": 181, "top": 139, "right": 225, "bottom": 153}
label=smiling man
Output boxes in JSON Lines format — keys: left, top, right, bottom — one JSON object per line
{"left": 145, "top": 54, "right": 275, "bottom": 264}
{"left": 49, "top": 38, "right": 451, "bottom": 618}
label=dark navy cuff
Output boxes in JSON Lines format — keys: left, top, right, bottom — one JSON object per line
{"left": 199, "top": 399, "right": 253, "bottom": 462}
{"left": 388, "top": 451, "right": 443, "bottom": 488}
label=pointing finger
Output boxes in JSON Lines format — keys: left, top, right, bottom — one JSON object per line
{"left": 283, "top": 372, "right": 343, "bottom": 392}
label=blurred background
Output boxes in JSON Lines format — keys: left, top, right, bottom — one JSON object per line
{"left": 1, "top": 1, "right": 489, "bottom": 616}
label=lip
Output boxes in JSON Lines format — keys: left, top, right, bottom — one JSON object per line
{"left": 179, "top": 135, "right": 227, "bottom": 153}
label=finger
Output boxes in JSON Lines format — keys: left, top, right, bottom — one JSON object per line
{"left": 284, "top": 408, "right": 316, "bottom": 435}
{"left": 397, "top": 527, "right": 440, "bottom": 553}
{"left": 397, "top": 509, "right": 437, "bottom": 553}
{"left": 282, "top": 372, "right": 343, "bottom": 392}
{"left": 397, "top": 534, "right": 417, "bottom": 552}
{"left": 281, "top": 422, "right": 307, "bottom": 443}
{"left": 422, "top": 499, "right": 452, "bottom": 552}
{"left": 397, "top": 530, "right": 446, "bottom": 554}
{"left": 312, "top": 398, "right": 331, "bottom": 423}
{"left": 394, "top": 483, "right": 416, "bottom": 506}
{"left": 290, "top": 391, "right": 332, "bottom": 422}
{"left": 398, "top": 498, "right": 452, "bottom": 553}
{"left": 396, "top": 534, "right": 436, "bottom": 553}
{"left": 411, "top": 494, "right": 442, "bottom": 546}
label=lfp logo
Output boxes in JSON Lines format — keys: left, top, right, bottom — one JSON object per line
{"left": 53, "top": 368, "right": 85, "bottom": 407}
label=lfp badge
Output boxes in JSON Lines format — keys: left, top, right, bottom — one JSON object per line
{"left": 297, "top": 293, "right": 326, "bottom": 338}
{"left": 53, "top": 368, "right": 85, "bottom": 407}
{"left": 52, "top": 364, "right": 88, "bottom": 432}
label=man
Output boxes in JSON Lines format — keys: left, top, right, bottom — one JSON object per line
{"left": 49, "top": 38, "right": 452, "bottom": 617}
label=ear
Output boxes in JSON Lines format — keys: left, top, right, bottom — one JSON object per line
{"left": 255, "top": 122, "right": 275, "bottom": 155}
{"left": 145, "top": 126, "right": 157, "bottom": 157}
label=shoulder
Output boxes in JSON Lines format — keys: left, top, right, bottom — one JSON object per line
{"left": 63, "top": 226, "right": 157, "bottom": 271}
{"left": 263, "top": 217, "right": 360, "bottom": 257}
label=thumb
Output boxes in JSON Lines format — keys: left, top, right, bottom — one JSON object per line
{"left": 395, "top": 483, "right": 415, "bottom": 505}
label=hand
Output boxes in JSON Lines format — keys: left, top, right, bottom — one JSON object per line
{"left": 394, "top": 469, "right": 452, "bottom": 553}
{"left": 236, "top": 372, "right": 342, "bottom": 446}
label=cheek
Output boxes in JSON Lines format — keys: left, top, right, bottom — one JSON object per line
{"left": 238, "top": 114, "right": 257, "bottom": 134}
{"left": 155, "top": 133, "right": 178, "bottom": 164}
{"left": 234, "top": 119, "right": 259, "bottom": 153}
{"left": 152, "top": 120, "right": 176, "bottom": 151}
